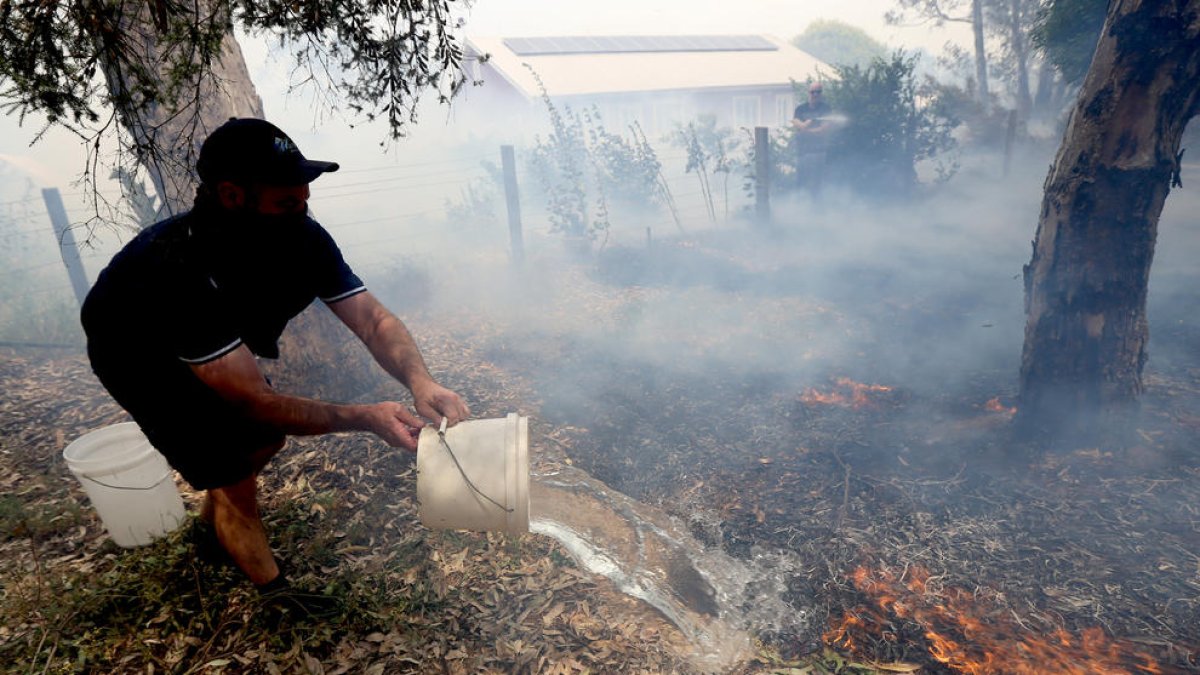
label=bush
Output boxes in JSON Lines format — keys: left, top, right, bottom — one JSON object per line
{"left": 824, "top": 52, "right": 959, "bottom": 195}
{"left": 525, "top": 67, "right": 677, "bottom": 249}
{"left": 776, "top": 51, "right": 959, "bottom": 199}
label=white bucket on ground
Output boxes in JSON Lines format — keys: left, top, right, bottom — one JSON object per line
{"left": 417, "top": 413, "right": 529, "bottom": 534}
{"left": 62, "top": 422, "right": 186, "bottom": 548}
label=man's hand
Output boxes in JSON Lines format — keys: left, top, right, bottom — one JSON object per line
{"left": 330, "top": 292, "right": 469, "bottom": 427}
{"left": 363, "top": 401, "right": 425, "bottom": 451}
{"left": 410, "top": 380, "right": 470, "bottom": 428}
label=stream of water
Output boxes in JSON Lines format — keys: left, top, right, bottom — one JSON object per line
{"left": 528, "top": 466, "right": 812, "bottom": 672}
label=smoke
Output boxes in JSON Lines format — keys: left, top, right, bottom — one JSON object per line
{"left": 386, "top": 145, "right": 1044, "bottom": 394}
{"left": 346, "top": 129, "right": 1199, "bottom": 491}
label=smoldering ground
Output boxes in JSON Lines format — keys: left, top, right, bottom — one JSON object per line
{"left": 355, "top": 142, "right": 1200, "bottom": 667}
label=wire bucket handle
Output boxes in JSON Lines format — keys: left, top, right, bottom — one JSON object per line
{"left": 79, "top": 471, "right": 174, "bottom": 492}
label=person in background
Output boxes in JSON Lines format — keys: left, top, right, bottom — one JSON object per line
{"left": 791, "top": 81, "right": 838, "bottom": 195}
{"left": 81, "top": 117, "right": 469, "bottom": 614}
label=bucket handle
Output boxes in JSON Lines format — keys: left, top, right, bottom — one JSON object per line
{"left": 78, "top": 470, "right": 174, "bottom": 492}
{"left": 437, "top": 424, "right": 513, "bottom": 514}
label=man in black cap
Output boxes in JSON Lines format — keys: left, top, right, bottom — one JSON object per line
{"left": 81, "top": 118, "right": 469, "bottom": 604}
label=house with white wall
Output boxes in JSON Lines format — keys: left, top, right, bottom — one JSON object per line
{"left": 458, "top": 35, "right": 829, "bottom": 139}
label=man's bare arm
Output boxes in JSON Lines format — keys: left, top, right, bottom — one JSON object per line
{"left": 190, "top": 345, "right": 423, "bottom": 449}
{"left": 328, "top": 291, "right": 470, "bottom": 425}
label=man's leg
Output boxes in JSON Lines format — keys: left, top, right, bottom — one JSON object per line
{"left": 202, "top": 441, "right": 285, "bottom": 585}
{"left": 206, "top": 474, "right": 279, "bottom": 585}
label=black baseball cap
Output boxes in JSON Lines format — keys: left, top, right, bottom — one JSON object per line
{"left": 196, "top": 118, "right": 339, "bottom": 186}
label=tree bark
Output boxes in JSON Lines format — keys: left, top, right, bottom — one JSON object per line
{"left": 96, "top": 0, "right": 263, "bottom": 215}
{"left": 93, "top": 2, "right": 380, "bottom": 401}
{"left": 1018, "top": 0, "right": 1200, "bottom": 439}
{"left": 1031, "top": 60, "right": 1056, "bottom": 120}
{"left": 1010, "top": 0, "right": 1032, "bottom": 121}
{"left": 972, "top": 0, "right": 990, "bottom": 107}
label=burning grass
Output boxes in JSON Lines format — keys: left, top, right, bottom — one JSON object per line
{"left": 800, "top": 378, "right": 896, "bottom": 409}
{"left": 826, "top": 565, "right": 1170, "bottom": 674}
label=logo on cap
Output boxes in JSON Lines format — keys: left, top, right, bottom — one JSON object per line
{"left": 197, "top": 118, "right": 340, "bottom": 186}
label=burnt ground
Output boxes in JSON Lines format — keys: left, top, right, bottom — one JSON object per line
{"left": 3, "top": 178, "right": 1200, "bottom": 673}
{"left": 416, "top": 182, "right": 1200, "bottom": 673}
{"left": 470, "top": 257, "right": 1200, "bottom": 672}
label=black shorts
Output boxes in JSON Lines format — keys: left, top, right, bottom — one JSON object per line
{"left": 87, "top": 344, "right": 286, "bottom": 490}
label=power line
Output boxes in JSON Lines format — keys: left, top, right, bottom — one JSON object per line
{"left": 0, "top": 259, "right": 64, "bottom": 277}
{"left": 339, "top": 224, "right": 451, "bottom": 251}
{"left": 318, "top": 176, "right": 481, "bottom": 201}
{"left": 323, "top": 208, "right": 444, "bottom": 231}
{"left": 337, "top": 154, "right": 491, "bottom": 174}
{"left": 323, "top": 165, "right": 494, "bottom": 191}
{"left": 0, "top": 228, "right": 51, "bottom": 242}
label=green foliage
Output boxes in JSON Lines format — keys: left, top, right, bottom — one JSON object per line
{"left": 669, "top": 116, "right": 742, "bottom": 223}
{"left": 0, "top": 495, "right": 85, "bottom": 540}
{"left": 584, "top": 112, "right": 670, "bottom": 213}
{"left": 0, "top": 476, "right": 448, "bottom": 672}
{"left": 815, "top": 51, "right": 959, "bottom": 196}
{"left": 792, "top": 19, "right": 889, "bottom": 69}
{"left": 526, "top": 79, "right": 597, "bottom": 244}
{"left": 885, "top": 0, "right": 972, "bottom": 27}
{"left": 527, "top": 69, "right": 677, "bottom": 247}
{"left": 1031, "top": 0, "right": 1108, "bottom": 84}
{"left": 0, "top": 0, "right": 471, "bottom": 139}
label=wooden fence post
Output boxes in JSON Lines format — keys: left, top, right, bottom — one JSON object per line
{"left": 754, "top": 127, "right": 771, "bottom": 226}
{"left": 41, "top": 188, "right": 90, "bottom": 307}
{"left": 500, "top": 145, "right": 524, "bottom": 265}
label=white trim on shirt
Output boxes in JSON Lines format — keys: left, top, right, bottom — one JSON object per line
{"left": 179, "top": 338, "right": 243, "bottom": 364}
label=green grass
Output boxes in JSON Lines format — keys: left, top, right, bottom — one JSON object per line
{"left": 0, "top": 489, "right": 449, "bottom": 673}
{"left": 0, "top": 495, "right": 86, "bottom": 541}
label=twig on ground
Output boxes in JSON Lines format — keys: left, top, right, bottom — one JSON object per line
{"left": 829, "top": 448, "right": 851, "bottom": 530}
{"left": 26, "top": 626, "right": 48, "bottom": 675}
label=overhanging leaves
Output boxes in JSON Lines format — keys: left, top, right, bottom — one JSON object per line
{"left": 0, "top": 0, "right": 471, "bottom": 139}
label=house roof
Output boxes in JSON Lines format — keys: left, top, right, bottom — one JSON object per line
{"left": 465, "top": 34, "right": 829, "bottom": 99}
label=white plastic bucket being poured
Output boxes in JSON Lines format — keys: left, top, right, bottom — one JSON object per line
{"left": 417, "top": 413, "right": 529, "bottom": 534}
{"left": 62, "top": 422, "right": 186, "bottom": 548}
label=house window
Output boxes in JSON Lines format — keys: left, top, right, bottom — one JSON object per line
{"left": 732, "top": 96, "right": 761, "bottom": 129}
{"left": 775, "top": 94, "right": 795, "bottom": 126}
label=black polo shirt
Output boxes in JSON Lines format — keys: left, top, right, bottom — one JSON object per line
{"left": 82, "top": 203, "right": 365, "bottom": 368}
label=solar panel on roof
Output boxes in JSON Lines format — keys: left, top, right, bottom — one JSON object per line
{"left": 502, "top": 35, "right": 778, "bottom": 56}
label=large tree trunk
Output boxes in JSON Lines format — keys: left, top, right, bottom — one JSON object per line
{"left": 1017, "top": 0, "right": 1200, "bottom": 439}
{"left": 96, "top": 0, "right": 263, "bottom": 215}
{"left": 971, "top": 0, "right": 990, "bottom": 107}
{"left": 94, "top": 2, "right": 381, "bottom": 401}
{"left": 1010, "top": 0, "right": 1032, "bottom": 121}
{"left": 1031, "top": 61, "right": 1057, "bottom": 120}
{"left": 95, "top": 0, "right": 262, "bottom": 212}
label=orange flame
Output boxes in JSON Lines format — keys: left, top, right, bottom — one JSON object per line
{"left": 984, "top": 397, "right": 1017, "bottom": 415}
{"left": 825, "top": 565, "right": 1168, "bottom": 674}
{"left": 801, "top": 378, "right": 893, "bottom": 409}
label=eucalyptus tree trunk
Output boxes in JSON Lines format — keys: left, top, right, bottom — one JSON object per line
{"left": 1010, "top": 0, "right": 1032, "bottom": 121}
{"left": 95, "top": 0, "right": 263, "bottom": 215}
{"left": 971, "top": 0, "right": 990, "bottom": 107}
{"left": 1017, "top": 0, "right": 1200, "bottom": 439}
{"left": 93, "top": 2, "right": 380, "bottom": 400}
{"left": 1031, "top": 61, "right": 1056, "bottom": 120}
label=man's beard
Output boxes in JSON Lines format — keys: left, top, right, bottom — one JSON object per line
{"left": 212, "top": 206, "right": 309, "bottom": 270}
